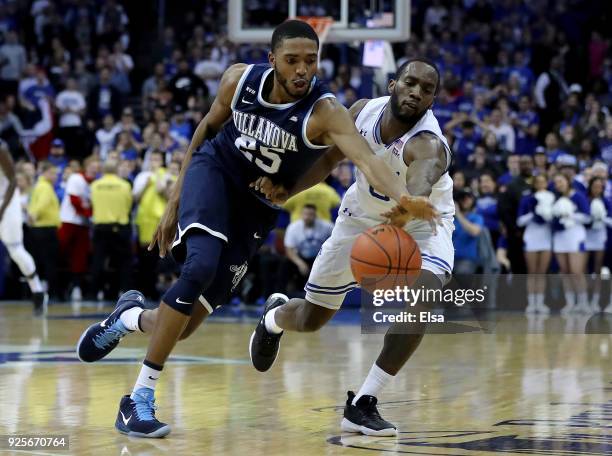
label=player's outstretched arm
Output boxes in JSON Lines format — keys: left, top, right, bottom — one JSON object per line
{"left": 382, "top": 133, "right": 447, "bottom": 230}
{"left": 311, "top": 97, "right": 408, "bottom": 203}
{"left": 250, "top": 99, "right": 369, "bottom": 204}
{"left": 149, "top": 63, "right": 248, "bottom": 257}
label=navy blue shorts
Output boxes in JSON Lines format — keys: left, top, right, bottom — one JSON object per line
{"left": 171, "top": 144, "right": 279, "bottom": 308}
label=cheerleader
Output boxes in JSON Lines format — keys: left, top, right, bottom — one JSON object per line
{"left": 585, "top": 176, "right": 612, "bottom": 310}
{"left": 517, "top": 174, "right": 553, "bottom": 313}
{"left": 551, "top": 174, "right": 591, "bottom": 313}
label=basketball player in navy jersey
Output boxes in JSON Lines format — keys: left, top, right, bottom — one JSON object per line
{"left": 249, "top": 59, "right": 453, "bottom": 436}
{"left": 76, "top": 20, "right": 438, "bottom": 438}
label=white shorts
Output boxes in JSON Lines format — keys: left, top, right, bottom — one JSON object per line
{"left": 0, "top": 191, "right": 23, "bottom": 246}
{"left": 523, "top": 223, "right": 552, "bottom": 252}
{"left": 585, "top": 227, "right": 607, "bottom": 251}
{"left": 305, "top": 213, "right": 455, "bottom": 310}
{"left": 553, "top": 225, "right": 586, "bottom": 253}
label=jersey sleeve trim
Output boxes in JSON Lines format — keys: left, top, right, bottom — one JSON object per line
{"left": 302, "top": 93, "right": 336, "bottom": 150}
{"left": 230, "top": 64, "right": 254, "bottom": 110}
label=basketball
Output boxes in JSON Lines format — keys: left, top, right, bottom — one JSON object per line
{"left": 350, "top": 224, "right": 422, "bottom": 288}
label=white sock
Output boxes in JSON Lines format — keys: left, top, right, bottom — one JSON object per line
{"left": 27, "top": 274, "right": 43, "bottom": 293}
{"left": 131, "top": 363, "right": 161, "bottom": 397}
{"left": 536, "top": 293, "right": 545, "bottom": 306}
{"left": 577, "top": 292, "right": 588, "bottom": 307}
{"left": 591, "top": 293, "right": 600, "bottom": 309}
{"left": 353, "top": 363, "right": 394, "bottom": 405}
{"left": 264, "top": 307, "right": 283, "bottom": 334}
{"left": 564, "top": 291, "right": 576, "bottom": 307}
{"left": 120, "top": 307, "right": 144, "bottom": 332}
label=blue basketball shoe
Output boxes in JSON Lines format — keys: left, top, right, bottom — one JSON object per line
{"left": 76, "top": 290, "right": 145, "bottom": 362}
{"left": 115, "top": 388, "right": 171, "bottom": 438}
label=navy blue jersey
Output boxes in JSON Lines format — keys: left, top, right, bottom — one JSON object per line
{"left": 209, "top": 64, "right": 335, "bottom": 189}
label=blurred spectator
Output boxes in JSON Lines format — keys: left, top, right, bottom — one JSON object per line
{"left": 90, "top": 159, "right": 132, "bottom": 299}
{"left": 142, "top": 62, "right": 167, "bottom": 114}
{"left": 55, "top": 77, "right": 87, "bottom": 159}
{"left": 28, "top": 161, "right": 60, "bottom": 298}
{"left": 109, "top": 41, "right": 134, "bottom": 93}
{"left": 453, "top": 188, "right": 484, "bottom": 274}
{"left": 534, "top": 55, "right": 569, "bottom": 139}
{"left": 134, "top": 151, "right": 174, "bottom": 297}
{"left": 486, "top": 108, "right": 515, "bottom": 153}
{"left": 168, "top": 59, "right": 208, "bottom": 110}
{"left": 0, "top": 30, "right": 27, "bottom": 97}
{"left": 475, "top": 173, "right": 500, "bottom": 245}
{"left": 498, "top": 155, "right": 535, "bottom": 273}
{"left": 87, "top": 66, "right": 122, "bottom": 121}
{"left": 94, "top": 114, "right": 116, "bottom": 160}
{"left": 284, "top": 182, "right": 341, "bottom": 223}
{"left": 279, "top": 204, "right": 333, "bottom": 295}
{"left": 58, "top": 156, "right": 100, "bottom": 301}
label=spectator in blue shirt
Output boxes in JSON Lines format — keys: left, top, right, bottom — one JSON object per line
{"left": 453, "top": 188, "right": 484, "bottom": 274}
{"left": 476, "top": 173, "right": 500, "bottom": 245}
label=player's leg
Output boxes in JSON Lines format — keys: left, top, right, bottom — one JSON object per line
{"left": 249, "top": 218, "right": 355, "bottom": 371}
{"left": 115, "top": 230, "right": 223, "bottom": 438}
{"left": 343, "top": 222, "right": 455, "bottom": 437}
{"left": 0, "top": 193, "right": 46, "bottom": 314}
{"left": 341, "top": 270, "right": 441, "bottom": 437}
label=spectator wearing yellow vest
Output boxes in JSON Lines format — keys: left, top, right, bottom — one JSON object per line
{"left": 90, "top": 159, "right": 133, "bottom": 299}
{"left": 283, "top": 182, "right": 341, "bottom": 223}
{"left": 133, "top": 151, "right": 176, "bottom": 297}
{"left": 28, "top": 162, "right": 60, "bottom": 299}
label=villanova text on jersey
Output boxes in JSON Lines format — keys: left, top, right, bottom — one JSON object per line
{"left": 210, "top": 64, "right": 335, "bottom": 187}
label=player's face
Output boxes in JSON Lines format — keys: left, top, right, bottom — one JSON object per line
{"left": 388, "top": 62, "right": 438, "bottom": 123}
{"left": 554, "top": 175, "right": 569, "bottom": 194}
{"left": 270, "top": 38, "right": 318, "bottom": 99}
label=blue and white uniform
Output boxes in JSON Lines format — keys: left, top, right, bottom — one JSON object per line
{"left": 551, "top": 191, "right": 590, "bottom": 253}
{"left": 172, "top": 64, "right": 335, "bottom": 309}
{"left": 306, "top": 97, "right": 455, "bottom": 309}
{"left": 517, "top": 190, "right": 553, "bottom": 252}
{"left": 585, "top": 196, "right": 612, "bottom": 251}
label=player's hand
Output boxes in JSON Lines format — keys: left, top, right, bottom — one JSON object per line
{"left": 148, "top": 199, "right": 179, "bottom": 257}
{"left": 250, "top": 176, "right": 289, "bottom": 205}
{"left": 382, "top": 195, "right": 442, "bottom": 234}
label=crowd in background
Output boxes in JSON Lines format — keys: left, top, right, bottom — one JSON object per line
{"left": 0, "top": 0, "right": 610, "bottom": 307}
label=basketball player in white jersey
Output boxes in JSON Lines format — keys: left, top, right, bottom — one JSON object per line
{"left": 249, "top": 59, "right": 454, "bottom": 436}
{"left": 0, "top": 139, "right": 47, "bottom": 314}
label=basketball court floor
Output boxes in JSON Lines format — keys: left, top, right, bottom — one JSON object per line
{"left": 1, "top": 301, "right": 611, "bottom": 455}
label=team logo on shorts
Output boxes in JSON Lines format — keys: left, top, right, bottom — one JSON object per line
{"left": 230, "top": 262, "right": 248, "bottom": 291}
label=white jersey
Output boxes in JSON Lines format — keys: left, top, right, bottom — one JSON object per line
{"left": 305, "top": 98, "right": 456, "bottom": 310}
{"left": 60, "top": 173, "right": 90, "bottom": 226}
{"left": 342, "top": 97, "right": 454, "bottom": 233}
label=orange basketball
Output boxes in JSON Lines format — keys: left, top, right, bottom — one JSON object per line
{"left": 350, "top": 224, "right": 422, "bottom": 290}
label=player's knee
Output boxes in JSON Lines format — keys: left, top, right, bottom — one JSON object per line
{"left": 181, "top": 259, "right": 217, "bottom": 291}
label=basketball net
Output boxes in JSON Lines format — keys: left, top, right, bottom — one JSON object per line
{"left": 295, "top": 16, "right": 334, "bottom": 45}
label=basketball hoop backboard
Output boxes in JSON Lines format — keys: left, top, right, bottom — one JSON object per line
{"left": 227, "top": 0, "right": 410, "bottom": 44}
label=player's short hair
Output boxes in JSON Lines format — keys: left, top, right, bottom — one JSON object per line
{"left": 395, "top": 58, "right": 441, "bottom": 95}
{"left": 303, "top": 203, "right": 317, "bottom": 211}
{"left": 271, "top": 20, "right": 319, "bottom": 52}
